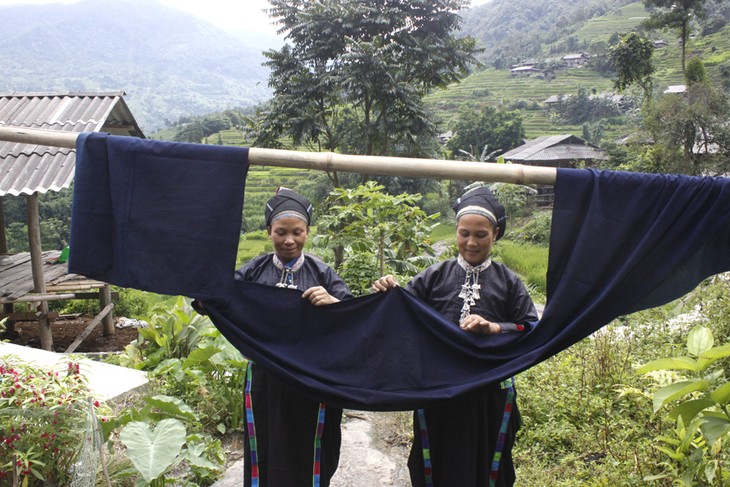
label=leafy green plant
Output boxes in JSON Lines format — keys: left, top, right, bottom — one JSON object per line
{"left": 120, "top": 297, "right": 210, "bottom": 369}
{"left": 111, "top": 395, "right": 222, "bottom": 486}
{"left": 0, "top": 357, "right": 108, "bottom": 486}
{"left": 316, "top": 181, "right": 440, "bottom": 280}
{"left": 120, "top": 298, "right": 246, "bottom": 432}
{"left": 638, "top": 325, "right": 730, "bottom": 485}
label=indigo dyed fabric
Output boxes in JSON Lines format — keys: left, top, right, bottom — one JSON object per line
{"left": 203, "top": 169, "right": 730, "bottom": 410}
{"left": 68, "top": 134, "right": 730, "bottom": 410}
{"left": 69, "top": 132, "right": 248, "bottom": 300}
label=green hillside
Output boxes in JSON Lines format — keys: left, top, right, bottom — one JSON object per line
{"left": 429, "top": 1, "right": 730, "bottom": 140}
{"left": 160, "top": 1, "right": 730, "bottom": 148}
{"left": 573, "top": 2, "right": 649, "bottom": 42}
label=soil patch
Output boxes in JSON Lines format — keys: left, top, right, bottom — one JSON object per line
{"left": 0, "top": 316, "right": 140, "bottom": 353}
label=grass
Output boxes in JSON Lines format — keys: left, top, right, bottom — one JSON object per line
{"left": 494, "top": 241, "right": 549, "bottom": 295}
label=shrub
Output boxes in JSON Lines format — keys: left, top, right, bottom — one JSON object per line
{"left": 0, "top": 357, "right": 109, "bottom": 486}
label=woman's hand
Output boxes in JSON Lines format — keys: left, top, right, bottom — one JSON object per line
{"left": 302, "top": 286, "right": 340, "bottom": 306}
{"left": 371, "top": 274, "right": 400, "bottom": 293}
{"left": 461, "top": 314, "right": 501, "bottom": 335}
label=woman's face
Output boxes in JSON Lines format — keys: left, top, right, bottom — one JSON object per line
{"left": 456, "top": 213, "right": 499, "bottom": 266}
{"left": 268, "top": 216, "right": 309, "bottom": 261}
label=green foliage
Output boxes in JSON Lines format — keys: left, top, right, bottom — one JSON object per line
{"left": 460, "top": 0, "right": 637, "bottom": 66}
{"left": 642, "top": 0, "right": 716, "bottom": 72}
{"left": 638, "top": 324, "right": 730, "bottom": 485}
{"left": 609, "top": 31, "right": 655, "bottom": 99}
{"left": 641, "top": 79, "right": 730, "bottom": 175}
{"left": 120, "top": 297, "right": 247, "bottom": 432}
{"left": 492, "top": 241, "right": 548, "bottom": 294}
{"left": 51, "top": 287, "right": 150, "bottom": 319}
{"left": 107, "top": 394, "right": 223, "bottom": 486}
{"left": 509, "top": 210, "right": 553, "bottom": 245}
{"left": 120, "top": 418, "right": 187, "bottom": 485}
{"left": 0, "top": 357, "right": 109, "bottom": 486}
{"left": 316, "top": 182, "right": 440, "bottom": 290}
{"left": 686, "top": 56, "right": 710, "bottom": 85}
{"left": 446, "top": 106, "right": 525, "bottom": 160}
{"left": 516, "top": 322, "right": 662, "bottom": 486}
{"left": 554, "top": 87, "right": 625, "bottom": 125}
{"left": 251, "top": 0, "right": 479, "bottom": 159}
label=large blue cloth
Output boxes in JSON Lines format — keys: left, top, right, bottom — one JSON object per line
{"left": 68, "top": 134, "right": 730, "bottom": 410}
{"left": 69, "top": 132, "right": 248, "bottom": 300}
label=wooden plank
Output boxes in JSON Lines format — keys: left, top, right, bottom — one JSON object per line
{"left": 64, "top": 303, "right": 115, "bottom": 354}
{"left": 70, "top": 291, "right": 119, "bottom": 300}
{"left": 0, "top": 293, "right": 76, "bottom": 304}
{"left": 0, "top": 311, "right": 59, "bottom": 321}
{"left": 45, "top": 283, "right": 107, "bottom": 292}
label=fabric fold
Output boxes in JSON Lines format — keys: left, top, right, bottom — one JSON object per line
{"left": 69, "top": 132, "right": 249, "bottom": 300}
{"left": 67, "top": 134, "right": 730, "bottom": 410}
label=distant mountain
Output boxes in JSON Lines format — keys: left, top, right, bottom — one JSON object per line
{"left": 0, "top": 0, "right": 275, "bottom": 132}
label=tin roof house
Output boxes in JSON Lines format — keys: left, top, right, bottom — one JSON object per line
{"left": 0, "top": 91, "right": 145, "bottom": 350}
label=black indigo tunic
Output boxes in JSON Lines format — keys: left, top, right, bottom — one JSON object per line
{"left": 236, "top": 253, "right": 351, "bottom": 487}
{"left": 405, "top": 258, "right": 538, "bottom": 487}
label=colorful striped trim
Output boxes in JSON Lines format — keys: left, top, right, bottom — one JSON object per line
{"left": 244, "top": 365, "right": 259, "bottom": 487}
{"left": 490, "top": 378, "right": 516, "bottom": 487}
{"left": 312, "top": 403, "right": 327, "bottom": 487}
{"left": 416, "top": 409, "right": 434, "bottom": 487}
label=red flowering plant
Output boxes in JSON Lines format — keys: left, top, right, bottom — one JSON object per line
{"left": 0, "top": 356, "right": 106, "bottom": 486}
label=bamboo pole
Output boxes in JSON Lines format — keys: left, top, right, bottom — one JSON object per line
{"left": 0, "top": 126, "right": 557, "bottom": 185}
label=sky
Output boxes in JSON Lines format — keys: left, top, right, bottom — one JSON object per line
{"left": 0, "top": 0, "right": 491, "bottom": 35}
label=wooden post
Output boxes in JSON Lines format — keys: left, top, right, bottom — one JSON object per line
{"left": 0, "top": 197, "right": 8, "bottom": 254}
{"left": 100, "top": 284, "right": 115, "bottom": 336}
{"left": 0, "top": 197, "right": 15, "bottom": 334}
{"left": 26, "top": 193, "right": 53, "bottom": 350}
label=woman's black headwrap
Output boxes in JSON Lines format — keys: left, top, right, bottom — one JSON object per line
{"left": 452, "top": 186, "right": 506, "bottom": 240}
{"left": 265, "top": 187, "right": 314, "bottom": 226}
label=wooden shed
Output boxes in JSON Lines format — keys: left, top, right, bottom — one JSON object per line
{"left": 502, "top": 134, "right": 608, "bottom": 205}
{"left": 0, "top": 91, "right": 145, "bottom": 350}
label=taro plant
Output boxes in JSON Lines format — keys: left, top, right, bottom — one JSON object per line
{"left": 0, "top": 357, "right": 108, "bottom": 486}
{"left": 120, "top": 296, "right": 210, "bottom": 370}
{"left": 120, "top": 297, "right": 246, "bottom": 432}
{"left": 638, "top": 325, "right": 730, "bottom": 485}
{"left": 112, "top": 395, "right": 223, "bottom": 486}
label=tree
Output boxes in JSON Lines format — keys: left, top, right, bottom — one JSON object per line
{"left": 446, "top": 106, "right": 525, "bottom": 161}
{"left": 642, "top": 0, "right": 719, "bottom": 73}
{"left": 314, "top": 182, "right": 439, "bottom": 292}
{"left": 642, "top": 70, "right": 730, "bottom": 175}
{"left": 609, "top": 32, "right": 655, "bottom": 101}
{"left": 251, "top": 0, "right": 479, "bottom": 173}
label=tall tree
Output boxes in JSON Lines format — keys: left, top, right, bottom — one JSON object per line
{"left": 642, "top": 0, "right": 720, "bottom": 73}
{"left": 642, "top": 60, "right": 730, "bottom": 175}
{"left": 251, "top": 0, "right": 479, "bottom": 168}
{"left": 446, "top": 106, "right": 525, "bottom": 161}
{"left": 609, "top": 32, "right": 656, "bottom": 101}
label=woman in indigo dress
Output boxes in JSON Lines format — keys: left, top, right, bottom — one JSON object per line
{"left": 237, "top": 187, "right": 351, "bottom": 487}
{"left": 372, "top": 186, "right": 537, "bottom": 487}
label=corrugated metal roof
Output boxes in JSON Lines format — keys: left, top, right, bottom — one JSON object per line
{"left": 502, "top": 134, "right": 608, "bottom": 166}
{"left": 0, "top": 91, "right": 145, "bottom": 196}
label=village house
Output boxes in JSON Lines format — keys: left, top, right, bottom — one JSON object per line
{"left": 510, "top": 65, "right": 543, "bottom": 77}
{"left": 502, "top": 134, "right": 608, "bottom": 204}
{"left": 562, "top": 53, "right": 590, "bottom": 67}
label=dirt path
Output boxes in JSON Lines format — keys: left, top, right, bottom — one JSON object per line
{"left": 212, "top": 411, "right": 411, "bottom": 487}
{"left": 331, "top": 412, "right": 411, "bottom": 487}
